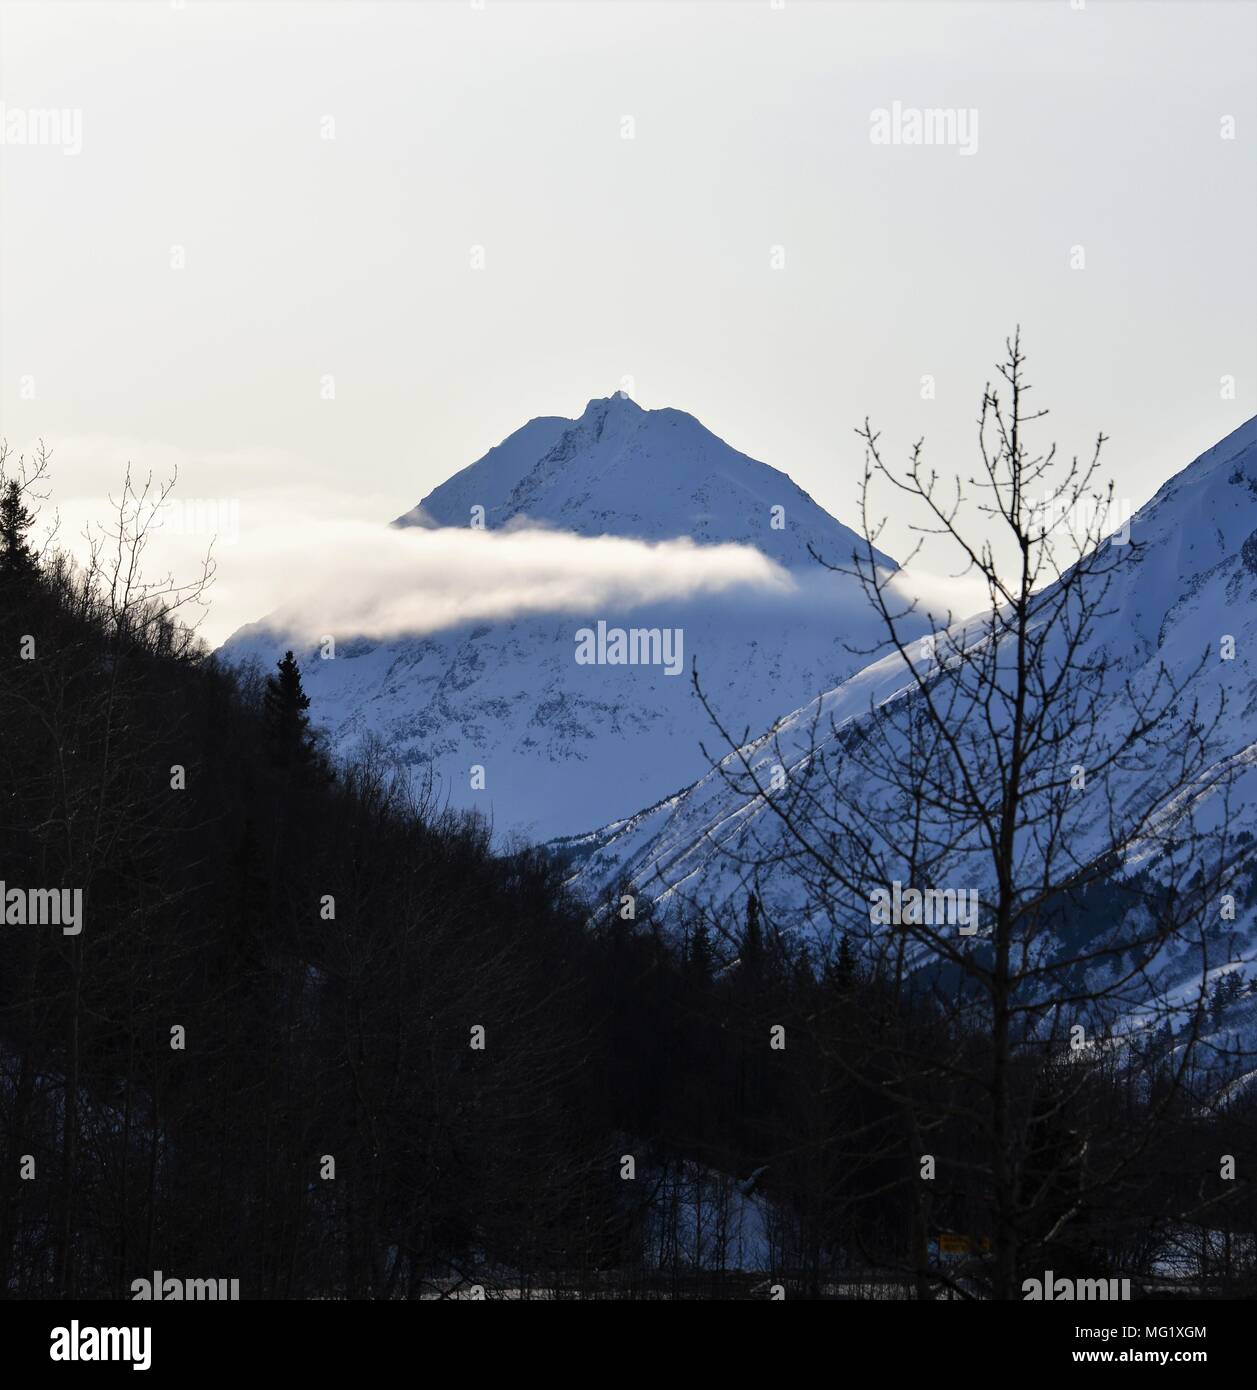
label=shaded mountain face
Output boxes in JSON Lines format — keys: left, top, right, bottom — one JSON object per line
{"left": 221, "top": 393, "right": 919, "bottom": 840}
{"left": 562, "top": 415, "right": 1257, "bottom": 1034}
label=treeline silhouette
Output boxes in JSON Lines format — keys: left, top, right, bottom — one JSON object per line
{"left": 1, "top": 478, "right": 1256, "bottom": 1299}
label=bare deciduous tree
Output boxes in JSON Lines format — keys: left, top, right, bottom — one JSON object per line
{"left": 695, "top": 333, "right": 1256, "bottom": 1297}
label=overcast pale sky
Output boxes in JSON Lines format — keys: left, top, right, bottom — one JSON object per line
{"left": 1, "top": 0, "right": 1254, "bottom": 644}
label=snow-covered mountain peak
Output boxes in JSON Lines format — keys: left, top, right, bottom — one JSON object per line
{"left": 394, "top": 393, "right": 894, "bottom": 572}
{"left": 224, "top": 392, "right": 915, "bottom": 839}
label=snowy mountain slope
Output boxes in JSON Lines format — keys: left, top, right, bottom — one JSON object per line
{"left": 562, "top": 416, "right": 1257, "bottom": 997}
{"left": 220, "top": 392, "right": 921, "bottom": 840}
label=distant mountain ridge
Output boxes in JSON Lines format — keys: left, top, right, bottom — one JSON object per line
{"left": 565, "top": 414, "right": 1257, "bottom": 903}
{"left": 560, "top": 415, "right": 1257, "bottom": 1036}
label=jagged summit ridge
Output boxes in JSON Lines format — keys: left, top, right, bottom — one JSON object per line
{"left": 582, "top": 388, "right": 640, "bottom": 414}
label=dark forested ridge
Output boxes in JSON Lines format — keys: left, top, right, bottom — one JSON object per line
{"left": 1, "top": 472, "right": 1256, "bottom": 1301}
{"left": 0, "top": 490, "right": 613, "bottom": 1297}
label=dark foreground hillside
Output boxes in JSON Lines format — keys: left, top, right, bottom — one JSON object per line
{"left": 1, "top": 479, "right": 1256, "bottom": 1299}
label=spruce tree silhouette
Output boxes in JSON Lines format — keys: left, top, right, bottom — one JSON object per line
{"left": 0, "top": 479, "right": 37, "bottom": 587}
{"left": 686, "top": 919, "right": 715, "bottom": 985}
{"left": 264, "top": 650, "right": 314, "bottom": 769}
{"left": 833, "top": 931, "right": 857, "bottom": 992}
{"left": 740, "top": 891, "right": 764, "bottom": 977}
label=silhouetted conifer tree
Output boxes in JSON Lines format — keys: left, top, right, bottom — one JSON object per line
{"left": 686, "top": 919, "right": 715, "bottom": 984}
{"left": 740, "top": 891, "right": 763, "bottom": 976}
{"left": 264, "top": 649, "right": 314, "bottom": 768}
{"left": 0, "top": 479, "right": 37, "bottom": 586}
